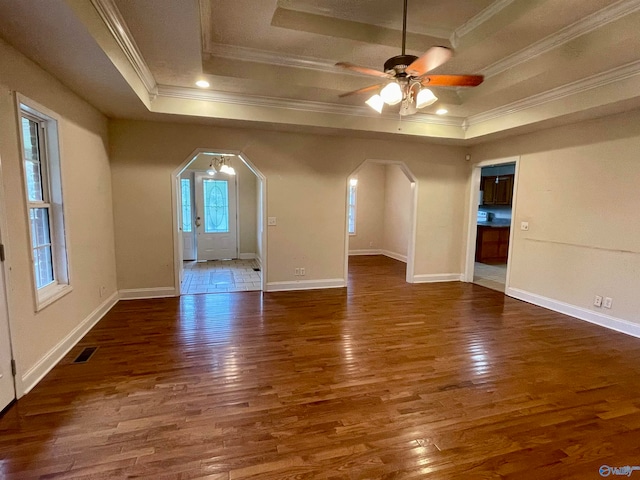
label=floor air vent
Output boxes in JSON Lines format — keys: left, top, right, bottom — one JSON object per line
{"left": 73, "top": 347, "right": 98, "bottom": 364}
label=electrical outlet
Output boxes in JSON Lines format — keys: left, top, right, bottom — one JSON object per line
{"left": 300, "top": 267, "right": 305, "bottom": 276}
{"left": 520, "top": 221, "right": 529, "bottom": 231}
{"left": 594, "top": 295, "right": 603, "bottom": 307}
{"left": 99, "top": 286, "right": 106, "bottom": 298}
{"left": 294, "top": 268, "right": 300, "bottom": 276}
{"left": 603, "top": 297, "right": 613, "bottom": 309}
{"left": 268, "top": 217, "right": 277, "bottom": 226}
{"left": 369, "top": 241, "right": 373, "bottom": 247}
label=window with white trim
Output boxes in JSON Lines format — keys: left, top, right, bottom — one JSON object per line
{"left": 19, "top": 98, "right": 70, "bottom": 309}
{"left": 348, "top": 178, "right": 357, "bottom": 235}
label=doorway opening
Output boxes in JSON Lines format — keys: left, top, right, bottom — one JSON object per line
{"left": 464, "top": 156, "right": 520, "bottom": 292}
{"left": 344, "top": 159, "right": 417, "bottom": 285}
{"left": 171, "top": 150, "right": 266, "bottom": 295}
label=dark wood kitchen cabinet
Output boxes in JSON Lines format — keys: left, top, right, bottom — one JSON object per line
{"left": 475, "top": 226, "right": 510, "bottom": 263}
{"left": 482, "top": 175, "right": 514, "bottom": 205}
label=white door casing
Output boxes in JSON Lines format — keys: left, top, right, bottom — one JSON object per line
{"left": 180, "top": 172, "right": 196, "bottom": 261}
{"left": 463, "top": 156, "right": 520, "bottom": 286}
{"left": 0, "top": 240, "right": 15, "bottom": 410}
{"left": 195, "top": 172, "right": 238, "bottom": 261}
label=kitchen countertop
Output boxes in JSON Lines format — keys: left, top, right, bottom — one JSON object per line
{"left": 477, "top": 221, "right": 511, "bottom": 228}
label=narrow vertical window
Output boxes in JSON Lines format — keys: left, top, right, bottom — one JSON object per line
{"left": 181, "top": 178, "right": 192, "bottom": 232}
{"left": 19, "top": 97, "right": 70, "bottom": 309}
{"left": 348, "top": 178, "right": 357, "bottom": 235}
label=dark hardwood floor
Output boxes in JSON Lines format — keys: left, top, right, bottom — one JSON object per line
{"left": 2, "top": 255, "right": 640, "bottom": 479}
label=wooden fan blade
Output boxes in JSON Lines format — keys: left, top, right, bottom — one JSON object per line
{"left": 338, "top": 84, "right": 382, "bottom": 98}
{"left": 406, "top": 46, "right": 452, "bottom": 77}
{"left": 421, "top": 74, "right": 484, "bottom": 87}
{"left": 335, "top": 62, "right": 391, "bottom": 78}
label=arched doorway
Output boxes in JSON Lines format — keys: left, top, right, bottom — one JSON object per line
{"left": 344, "top": 159, "right": 418, "bottom": 285}
{"left": 171, "top": 149, "right": 267, "bottom": 294}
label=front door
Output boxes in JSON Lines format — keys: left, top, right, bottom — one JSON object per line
{"left": 180, "top": 173, "right": 196, "bottom": 261}
{"left": 0, "top": 235, "right": 15, "bottom": 411}
{"left": 195, "top": 172, "right": 238, "bottom": 260}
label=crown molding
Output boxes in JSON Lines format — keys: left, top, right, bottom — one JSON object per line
{"left": 205, "top": 43, "right": 364, "bottom": 77}
{"left": 481, "top": 0, "right": 640, "bottom": 79}
{"left": 156, "top": 85, "right": 464, "bottom": 127}
{"left": 466, "top": 58, "right": 640, "bottom": 128}
{"left": 90, "top": 0, "right": 157, "bottom": 96}
{"left": 451, "top": 0, "right": 516, "bottom": 48}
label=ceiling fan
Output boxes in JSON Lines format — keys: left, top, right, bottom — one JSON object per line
{"left": 335, "top": 0, "right": 483, "bottom": 115}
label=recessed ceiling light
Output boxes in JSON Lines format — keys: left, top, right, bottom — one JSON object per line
{"left": 436, "top": 108, "right": 448, "bottom": 115}
{"left": 195, "top": 80, "right": 210, "bottom": 88}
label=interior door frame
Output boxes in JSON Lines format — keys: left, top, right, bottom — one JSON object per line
{"left": 0, "top": 150, "right": 16, "bottom": 406}
{"left": 171, "top": 149, "right": 267, "bottom": 294}
{"left": 344, "top": 159, "right": 418, "bottom": 284}
{"left": 463, "top": 156, "right": 520, "bottom": 289}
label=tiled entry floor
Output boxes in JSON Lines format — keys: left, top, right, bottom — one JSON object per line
{"left": 473, "top": 262, "right": 507, "bottom": 292}
{"left": 182, "top": 259, "right": 261, "bottom": 294}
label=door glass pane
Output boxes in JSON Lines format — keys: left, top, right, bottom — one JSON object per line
{"left": 30, "top": 208, "right": 51, "bottom": 248}
{"left": 34, "top": 245, "right": 54, "bottom": 289}
{"left": 203, "top": 179, "right": 229, "bottom": 233}
{"left": 181, "top": 178, "right": 192, "bottom": 232}
{"left": 21, "top": 117, "right": 44, "bottom": 202}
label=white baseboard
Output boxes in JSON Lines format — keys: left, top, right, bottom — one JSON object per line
{"left": 349, "top": 249, "right": 382, "bottom": 256}
{"left": 19, "top": 291, "right": 119, "bottom": 397}
{"left": 119, "top": 287, "right": 177, "bottom": 300}
{"left": 381, "top": 250, "right": 407, "bottom": 263}
{"left": 239, "top": 253, "right": 256, "bottom": 260}
{"left": 506, "top": 287, "right": 640, "bottom": 339}
{"left": 412, "top": 273, "right": 464, "bottom": 283}
{"left": 349, "top": 249, "right": 407, "bottom": 263}
{"left": 265, "top": 278, "right": 346, "bottom": 292}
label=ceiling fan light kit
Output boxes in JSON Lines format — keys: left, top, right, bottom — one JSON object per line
{"left": 365, "top": 94, "right": 385, "bottom": 113}
{"left": 206, "top": 156, "right": 236, "bottom": 176}
{"left": 336, "top": 0, "right": 483, "bottom": 116}
{"left": 416, "top": 87, "right": 437, "bottom": 108}
{"left": 380, "top": 82, "right": 403, "bottom": 105}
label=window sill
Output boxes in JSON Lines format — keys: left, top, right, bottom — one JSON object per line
{"left": 36, "top": 283, "right": 73, "bottom": 312}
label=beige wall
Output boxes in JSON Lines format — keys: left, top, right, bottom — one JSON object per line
{"left": 382, "top": 165, "right": 411, "bottom": 259}
{"left": 186, "top": 155, "right": 258, "bottom": 256}
{"left": 349, "top": 163, "right": 385, "bottom": 251}
{"left": 0, "top": 39, "right": 117, "bottom": 393}
{"left": 470, "top": 109, "right": 640, "bottom": 323}
{"left": 109, "top": 119, "right": 469, "bottom": 290}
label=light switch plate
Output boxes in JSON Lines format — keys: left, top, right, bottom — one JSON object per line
{"left": 267, "top": 217, "right": 277, "bottom": 226}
